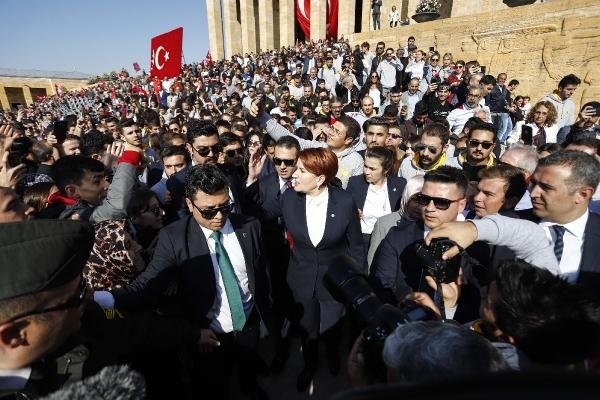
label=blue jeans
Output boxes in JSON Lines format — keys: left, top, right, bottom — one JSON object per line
{"left": 492, "top": 112, "right": 510, "bottom": 143}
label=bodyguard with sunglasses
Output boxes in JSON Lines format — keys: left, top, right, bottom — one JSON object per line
{"left": 99, "top": 164, "right": 274, "bottom": 398}
{"left": 447, "top": 121, "right": 497, "bottom": 181}
{"left": 370, "top": 166, "right": 470, "bottom": 318}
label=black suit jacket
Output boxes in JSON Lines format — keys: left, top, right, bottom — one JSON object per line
{"left": 578, "top": 212, "right": 600, "bottom": 297}
{"left": 346, "top": 175, "right": 407, "bottom": 213}
{"left": 113, "top": 214, "right": 272, "bottom": 330}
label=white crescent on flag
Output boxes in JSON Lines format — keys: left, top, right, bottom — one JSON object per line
{"left": 154, "top": 46, "right": 165, "bottom": 70}
{"left": 297, "top": 0, "right": 309, "bottom": 20}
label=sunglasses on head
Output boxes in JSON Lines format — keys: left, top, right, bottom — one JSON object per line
{"left": 273, "top": 157, "right": 297, "bottom": 167}
{"left": 468, "top": 139, "right": 494, "bottom": 150}
{"left": 193, "top": 144, "right": 223, "bottom": 157}
{"left": 190, "top": 200, "right": 234, "bottom": 219}
{"left": 414, "top": 193, "right": 464, "bottom": 210}
{"left": 225, "top": 148, "right": 244, "bottom": 157}
{"left": 414, "top": 143, "right": 439, "bottom": 153}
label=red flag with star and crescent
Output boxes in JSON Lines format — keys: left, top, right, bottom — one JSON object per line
{"left": 150, "top": 27, "right": 183, "bottom": 79}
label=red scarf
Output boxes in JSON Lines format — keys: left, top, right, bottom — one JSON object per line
{"left": 47, "top": 191, "right": 77, "bottom": 206}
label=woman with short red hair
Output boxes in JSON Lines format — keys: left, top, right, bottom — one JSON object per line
{"left": 266, "top": 147, "right": 365, "bottom": 391}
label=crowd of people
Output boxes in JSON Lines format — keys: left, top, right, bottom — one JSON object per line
{"left": 1, "top": 35, "right": 600, "bottom": 399}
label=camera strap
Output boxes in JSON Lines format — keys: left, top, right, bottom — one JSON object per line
{"left": 433, "top": 279, "right": 446, "bottom": 320}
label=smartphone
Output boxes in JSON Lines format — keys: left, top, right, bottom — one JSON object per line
{"left": 480, "top": 65, "right": 487, "bottom": 74}
{"left": 53, "top": 120, "right": 68, "bottom": 144}
{"left": 521, "top": 125, "right": 533, "bottom": 146}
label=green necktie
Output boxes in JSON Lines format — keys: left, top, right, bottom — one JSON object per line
{"left": 210, "top": 230, "right": 246, "bottom": 331}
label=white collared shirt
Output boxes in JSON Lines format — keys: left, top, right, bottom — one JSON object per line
{"left": 199, "top": 219, "right": 253, "bottom": 333}
{"left": 306, "top": 187, "right": 329, "bottom": 247}
{"left": 539, "top": 211, "right": 588, "bottom": 283}
{"left": 0, "top": 367, "right": 31, "bottom": 390}
{"left": 278, "top": 176, "right": 291, "bottom": 194}
{"left": 361, "top": 180, "right": 391, "bottom": 234}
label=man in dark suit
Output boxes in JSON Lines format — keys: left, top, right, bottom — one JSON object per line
{"left": 96, "top": 164, "right": 273, "bottom": 399}
{"left": 369, "top": 166, "right": 470, "bottom": 316}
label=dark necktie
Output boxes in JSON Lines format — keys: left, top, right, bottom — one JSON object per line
{"left": 533, "top": 126, "right": 546, "bottom": 146}
{"left": 552, "top": 225, "right": 566, "bottom": 263}
{"left": 210, "top": 230, "right": 246, "bottom": 331}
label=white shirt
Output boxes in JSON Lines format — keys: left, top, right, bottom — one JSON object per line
{"left": 539, "top": 211, "right": 588, "bottom": 283}
{"left": 200, "top": 219, "right": 253, "bottom": 333}
{"left": 278, "top": 176, "right": 291, "bottom": 194}
{"left": 306, "top": 187, "right": 329, "bottom": 247}
{"left": 361, "top": 180, "right": 391, "bottom": 234}
{"left": 0, "top": 368, "right": 31, "bottom": 390}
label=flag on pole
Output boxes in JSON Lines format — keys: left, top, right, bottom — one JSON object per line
{"left": 150, "top": 27, "right": 183, "bottom": 79}
{"left": 205, "top": 51, "right": 213, "bottom": 66}
{"left": 133, "top": 62, "right": 141, "bottom": 72}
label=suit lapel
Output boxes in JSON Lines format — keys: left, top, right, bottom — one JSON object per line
{"left": 187, "top": 216, "right": 209, "bottom": 257}
{"left": 318, "top": 188, "right": 338, "bottom": 248}
{"left": 358, "top": 179, "right": 369, "bottom": 208}
{"left": 230, "top": 215, "right": 256, "bottom": 292}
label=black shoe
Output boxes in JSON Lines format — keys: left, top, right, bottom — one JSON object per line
{"left": 296, "top": 367, "right": 315, "bottom": 392}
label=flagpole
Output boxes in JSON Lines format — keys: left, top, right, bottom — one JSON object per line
{"left": 182, "top": 51, "right": 186, "bottom": 65}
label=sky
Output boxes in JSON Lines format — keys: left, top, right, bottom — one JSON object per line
{"left": 1, "top": 0, "right": 210, "bottom": 76}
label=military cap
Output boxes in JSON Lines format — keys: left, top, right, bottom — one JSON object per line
{"left": 0, "top": 220, "right": 94, "bottom": 301}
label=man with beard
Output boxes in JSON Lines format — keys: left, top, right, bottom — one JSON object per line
{"left": 399, "top": 101, "right": 432, "bottom": 138}
{"left": 447, "top": 121, "right": 497, "bottom": 181}
{"left": 447, "top": 84, "right": 487, "bottom": 135}
{"left": 398, "top": 123, "right": 449, "bottom": 179}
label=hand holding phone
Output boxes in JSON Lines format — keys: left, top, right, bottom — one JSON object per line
{"left": 521, "top": 125, "right": 533, "bottom": 146}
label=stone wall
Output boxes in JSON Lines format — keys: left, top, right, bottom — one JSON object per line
{"left": 0, "top": 77, "right": 89, "bottom": 110}
{"left": 350, "top": 0, "right": 600, "bottom": 109}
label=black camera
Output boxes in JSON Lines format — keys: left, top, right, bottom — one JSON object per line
{"left": 430, "top": 74, "right": 442, "bottom": 85}
{"left": 324, "top": 255, "right": 437, "bottom": 382}
{"left": 415, "top": 238, "right": 461, "bottom": 284}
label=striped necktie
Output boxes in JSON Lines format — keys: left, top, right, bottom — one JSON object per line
{"left": 552, "top": 225, "right": 566, "bottom": 263}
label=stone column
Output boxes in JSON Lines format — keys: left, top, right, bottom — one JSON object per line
{"left": 258, "top": 0, "right": 275, "bottom": 51}
{"left": 362, "top": 1, "right": 371, "bottom": 32}
{"left": 0, "top": 84, "right": 9, "bottom": 111}
{"left": 22, "top": 85, "right": 33, "bottom": 106}
{"left": 338, "top": 0, "right": 357, "bottom": 38}
{"left": 240, "top": 0, "right": 257, "bottom": 54}
{"left": 205, "top": 0, "right": 225, "bottom": 60}
{"left": 222, "top": 0, "right": 242, "bottom": 57}
{"left": 279, "top": 0, "right": 295, "bottom": 48}
{"left": 310, "top": 0, "right": 327, "bottom": 41}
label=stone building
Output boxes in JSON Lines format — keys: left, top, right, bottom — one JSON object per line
{"left": 206, "top": 0, "right": 600, "bottom": 109}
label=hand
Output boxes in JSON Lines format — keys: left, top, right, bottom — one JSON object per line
{"left": 247, "top": 152, "right": 266, "bottom": 183}
{"left": 577, "top": 106, "right": 596, "bottom": 126}
{"left": 197, "top": 328, "right": 220, "bottom": 352}
{"left": 102, "top": 141, "right": 125, "bottom": 168}
{"left": 0, "top": 151, "right": 26, "bottom": 189}
{"left": 163, "top": 190, "right": 173, "bottom": 205}
{"left": 428, "top": 83, "right": 438, "bottom": 93}
{"left": 347, "top": 333, "right": 368, "bottom": 387}
{"left": 400, "top": 106, "right": 408, "bottom": 117}
{"left": 358, "top": 209, "right": 364, "bottom": 220}
{"left": 406, "top": 292, "right": 441, "bottom": 318}
{"left": 424, "top": 276, "right": 461, "bottom": 309}
{"left": 425, "top": 221, "right": 477, "bottom": 260}
{"left": 46, "top": 133, "right": 58, "bottom": 146}
{"left": 0, "top": 124, "right": 19, "bottom": 147}
{"left": 249, "top": 99, "right": 260, "bottom": 118}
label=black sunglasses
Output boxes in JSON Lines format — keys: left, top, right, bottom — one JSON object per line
{"left": 468, "top": 139, "right": 494, "bottom": 150}
{"left": 193, "top": 144, "right": 223, "bottom": 157}
{"left": 190, "top": 200, "right": 233, "bottom": 219}
{"left": 414, "top": 143, "right": 439, "bottom": 153}
{"left": 2, "top": 278, "right": 87, "bottom": 324}
{"left": 390, "top": 133, "right": 403, "bottom": 139}
{"left": 414, "top": 193, "right": 464, "bottom": 211}
{"left": 225, "top": 148, "right": 244, "bottom": 157}
{"left": 273, "top": 157, "right": 297, "bottom": 167}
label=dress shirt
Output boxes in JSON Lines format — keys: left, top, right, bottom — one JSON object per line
{"left": 306, "top": 187, "right": 329, "bottom": 247}
{"left": 200, "top": 219, "right": 253, "bottom": 333}
{"left": 0, "top": 368, "right": 31, "bottom": 390}
{"left": 278, "top": 176, "right": 291, "bottom": 194}
{"left": 539, "top": 211, "right": 588, "bottom": 283}
{"left": 361, "top": 180, "right": 391, "bottom": 234}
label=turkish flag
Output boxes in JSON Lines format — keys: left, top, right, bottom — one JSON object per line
{"left": 150, "top": 27, "right": 183, "bottom": 79}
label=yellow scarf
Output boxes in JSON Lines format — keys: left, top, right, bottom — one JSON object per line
{"left": 458, "top": 151, "right": 495, "bottom": 168}
{"left": 412, "top": 152, "right": 447, "bottom": 171}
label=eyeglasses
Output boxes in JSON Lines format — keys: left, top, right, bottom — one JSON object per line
{"left": 431, "top": 58, "right": 439, "bottom": 61}
{"left": 193, "top": 144, "right": 223, "bottom": 157}
{"left": 249, "top": 140, "right": 261, "bottom": 147}
{"left": 370, "top": 75, "right": 378, "bottom": 79}
{"left": 225, "top": 148, "right": 244, "bottom": 157}
{"left": 414, "top": 193, "right": 464, "bottom": 210}
{"left": 414, "top": 143, "right": 440, "bottom": 154}
{"left": 390, "top": 133, "right": 403, "bottom": 139}
{"left": 468, "top": 139, "right": 494, "bottom": 150}
{"left": 456, "top": 65, "right": 464, "bottom": 68}
{"left": 190, "top": 200, "right": 233, "bottom": 219}
{"left": 273, "top": 157, "right": 297, "bottom": 167}
{"left": 2, "top": 278, "right": 87, "bottom": 324}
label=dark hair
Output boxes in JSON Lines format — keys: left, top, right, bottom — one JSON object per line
{"left": 276, "top": 135, "right": 301, "bottom": 153}
{"left": 383, "top": 105, "right": 399, "bottom": 118}
{"left": 567, "top": 138, "right": 600, "bottom": 156}
{"left": 52, "top": 155, "right": 105, "bottom": 194}
{"left": 478, "top": 164, "right": 527, "bottom": 205}
{"left": 219, "top": 132, "right": 243, "bottom": 148}
{"left": 127, "top": 187, "right": 159, "bottom": 217}
{"left": 507, "top": 79, "right": 520, "bottom": 86}
{"left": 480, "top": 75, "right": 497, "bottom": 86}
{"left": 468, "top": 121, "right": 497, "bottom": 142}
{"left": 186, "top": 119, "right": 219, "bottom": 144}
{"left": 184, "top": 164, "right": 229, "bottom": 199}
{"left": 80, "top": 130, "right": 110, "bottom": 157}
{"left": 424, "top": 166, "right": 468, "bottom": 196}
{"left": 336, "top": 115, "right": 361, "bottom": 142}
{"left": 413, "top": 101, "right": 429, "bottom": 117}
{"left": 365, "top": 146, "right": 394, "bottom": 172}
{"left": 537, "top": 150, "right": 600, "bottom": 192}
{"left": 363, "top": 116, "right": 390, "bottom": 133}
{"left": 118, "top": 118, "right": 137, "bottom": 131}
{"left": 537, "top": 143, "right": 562, "bottom": 155}
{"left": 298, "top": 148, "right": 338, "bottom": 184}
{"left": 23, "top": 182, "right": 56, "bottom": 215}
{"left": 161, "top": 145, "right": 191, "bottom": 163}
{"left": 493, "top": 260, "right": 600, "bottom": 364}
{"left": 422, "top": 122, "right": 450, "bottom": 145}
{"left": 558, "top": 74, "right": 581, "bottom": 88}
